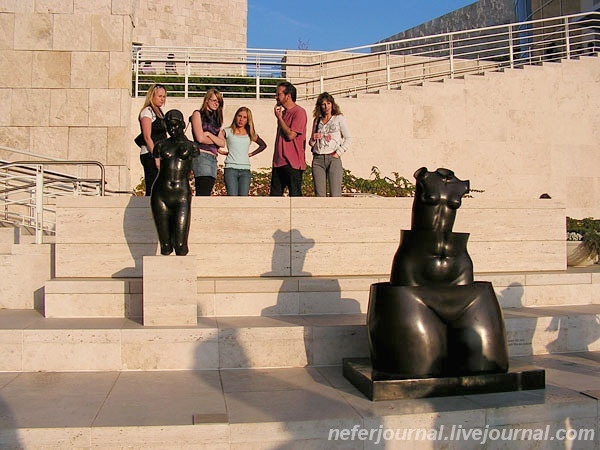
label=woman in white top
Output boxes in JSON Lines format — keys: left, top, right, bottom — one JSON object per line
{"left": 218, "top": 107, "right": 267, "bottom": 196}
{"left": 308, "top": 92, "right": 352, "bottom": 197}
{"left": 137, "top": 84, "right": 167, "bottom": 196}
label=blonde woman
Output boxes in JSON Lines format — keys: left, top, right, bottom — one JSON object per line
{"left": 218, "top": 107, "right": 267, "bottom": 196}
{"left": 190, "top": 89, "right": 226, "bottom": 196}
{"left": 308, "top": 92, "right": 352, "bottom": 197}
{"left": 136, "top": 84, "right": 167, "bottom": 196}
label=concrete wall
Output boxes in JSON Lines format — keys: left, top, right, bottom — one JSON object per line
{"left": 54, "top": 196, "right": 566, "bottom": 278}
{"left": 0, "top": 0, "right": 134, "bottom": 191}
{"left": 131, "top": 55, "right": 600, "bottom": 218}
{"left": 132, "top": 0, "right": 247, "bottom": 48}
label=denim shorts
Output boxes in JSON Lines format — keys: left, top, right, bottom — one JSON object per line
{"left": 192, "top": 151, "right": 217, "bottom": 178}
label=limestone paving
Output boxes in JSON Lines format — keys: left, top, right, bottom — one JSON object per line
{"left": 0, "top": 352, "right": 597, "bottom": 449}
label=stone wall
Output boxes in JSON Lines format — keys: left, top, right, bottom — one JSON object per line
{"left": 54, "top": 196, "right": 566, "bottom": 278}
{"left": 0, "top": 0, "right": 134, "bottom": 191}
{"left": 380, "top": 0, "right": 516, "bottom": 43}
{"left": 531, "top": 0, "right": 584, "bottom": 19}
{"left": 132, "top": 0, "right": 247, "bottom": 48}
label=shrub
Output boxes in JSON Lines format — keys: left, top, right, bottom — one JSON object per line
{"left": 134, "top": 165, "right": 416, "bottom": 197}
{"left": 566, "top": 217, "right": 600, "bottom": 258}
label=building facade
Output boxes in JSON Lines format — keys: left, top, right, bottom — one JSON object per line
{"left": 0, "top": 0, "right": 247, "bottom": 191}
{"left": 132, "top": 0, "right": 246, "bottom": 48}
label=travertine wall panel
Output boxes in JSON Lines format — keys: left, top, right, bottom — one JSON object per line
{"left": 11, "top": 89, "right": 51, "bottom": 126}
{"left": 0, "top": 13, "right": 14, "bottom": 48}
{"left": 0, "top": 90, "right": 11, "bottom": 126}
{"left": 0, "top": 50, "right": 33, "bottom": 87}
{"left": 68, "top": 127, "right": 107, "bottom": 160}
{"left": 132, "top": 0, "right": 247, "bottom": 48}
{"left": 90, "top": 89, "right": 121, "bottom": 126}
{"left": 34, "top": 0, "right": 73, "bottom": 14}
{"left": 0, "top": 1, "right": 34, "bottom": 13}
{"left": 49, "top": 89, "right": 89, "bottom": 126}
{"left": 109, "top": 51, "right": 132, "bottom": 88}
{"left": 32, "top": 51, "right": 71, "bottom": 88}
{"left": 71, "top": 52, "right": 109, "bottom": 87}
{"left": 74, "top": 0, "right": 111, "bottom": 15}
{"left": 107, "top": 127, "right": 129, "bottom": 165}
{"left": 13, "top": 13, "right": 52, "bottom": 50}
{"left": 52, "top": 14, "right": 92, "bottom": 51}
{"left": 53, "top": 197, "right": 566, "bottom": 278}
{"left": 0, "top": 127, "right": 29, "bottom": 151}
{"left": 30, "top": 127, "right": 69, "bottom": 159}
{"left": 91, "top": 15, "right": 124, "bottom": 51}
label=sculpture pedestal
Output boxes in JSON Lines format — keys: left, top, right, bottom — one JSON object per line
{"left": 343, "top": 358, "right": 545, "bottom": 401}
{"left": 143, "top": 256, "right": 197, "bottom": 326}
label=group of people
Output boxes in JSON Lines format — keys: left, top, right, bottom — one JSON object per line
{"left": 135, "top": 81, "right": 352, "bottom": 197}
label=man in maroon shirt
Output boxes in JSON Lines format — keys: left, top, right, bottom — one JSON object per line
{"left": 270, "top": 81, "right": 307, "bottom": 196}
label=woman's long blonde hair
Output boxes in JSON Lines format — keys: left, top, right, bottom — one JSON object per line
{"left": 139, "top": 83, "right": 166, "bottom": 116}
{"left": 229, "top": 106, "right": 257, "bottom": 141}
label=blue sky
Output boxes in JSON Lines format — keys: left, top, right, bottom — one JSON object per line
{"left": 248, "top": 0, "right": 478, "bottom": 51}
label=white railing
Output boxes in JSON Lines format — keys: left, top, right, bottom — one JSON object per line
{"left": 0, "top": 155, "right": 107, "bottom": 244}
{"left": 132, "top": 12, "right": 600, "bottom": 100}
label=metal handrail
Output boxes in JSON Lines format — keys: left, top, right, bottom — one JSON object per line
{"left": 132, "top": 11, "right": 600, "bottom": 100}
{"left": 0, "top": 161, "right": 105, "bottom": 195}
{"left": 0, "top": 160, "right": 107, "bottom": 243}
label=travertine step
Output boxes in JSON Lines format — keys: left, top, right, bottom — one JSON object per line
{"left": 1, "top": 306, "right": 599, "bottom": 372}
{"left": 0, "top": 352, "right": 597, "bottom": 449}
{"left": 0, "top": 243, "right": 52, "bottom": 310}
{"left": 43, "top": 268, "right": 600, "bottom": 319}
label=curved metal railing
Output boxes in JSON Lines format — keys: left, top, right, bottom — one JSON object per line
{"left": 132, "top": 12, "right": 600, "bottom": 100}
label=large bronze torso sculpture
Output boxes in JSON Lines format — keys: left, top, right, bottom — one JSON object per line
{"left": 368, "top": 167, "right": 509, "bottom": 379}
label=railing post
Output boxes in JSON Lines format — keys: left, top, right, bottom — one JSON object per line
{"left": 35, "top": 165, "right": 43, "bottom": 244}
{"left": 135, "top": 50, "right": 140, "bottom": 98}
{"left": 184, "top": 51, "right": 189, "bottom": 99}
{"left": 256, "top": 54, "right": 261, "bottom": 99}
{"left": 564, "top": 17, "right": 571, "bottom": 59}
{"left": 386, "top": 43, "right": 391, "bottom": 90}
{"left": 449, "top": 34, "right": 454, "bottom": 78}
{"left": 509, "top": 26, "right": 514, "bottom": 69}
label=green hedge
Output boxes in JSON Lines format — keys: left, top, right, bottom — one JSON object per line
{"left": 134, "top": 74, "right": 283, "bottom": 98}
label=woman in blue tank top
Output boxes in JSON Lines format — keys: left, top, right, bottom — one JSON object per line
{"left": 218, "top": 107, "right": 267, "bottom": 196}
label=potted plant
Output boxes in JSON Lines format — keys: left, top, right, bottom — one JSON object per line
{"left": 566, "top": 217, "right": 600, "bottom": 266}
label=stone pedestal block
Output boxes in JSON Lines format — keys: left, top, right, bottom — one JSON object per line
{"left": 143, "top": 256, "right": 197, "bottom": 326}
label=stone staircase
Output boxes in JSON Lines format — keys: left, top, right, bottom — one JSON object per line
{"left": 0, "top": 195, "right": 598, "bottom": 447}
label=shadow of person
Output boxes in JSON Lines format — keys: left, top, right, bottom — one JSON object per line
{"left": 189, "top": 226, "right": 365, "bottom": 447}
{"left": 545, "top": 312, "right": 600, "bottom": 355}
{"left": 495, "top": 282, "right": 536, "bottom": 362}
{"left": 0, "top": 385, "right": 21, "bottom": 449}
{"left": 261, "top": 228, "right": 362, "bottom": 372}
{"left": 259, "top": 229, "right": 293, "bottom": 277}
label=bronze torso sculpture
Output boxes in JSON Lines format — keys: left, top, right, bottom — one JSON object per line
{"left": 151, "top": 109, "right": 199, "bottom": 255}
{"left": 368, "top": 167, "right": 509, "bottom": 379}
